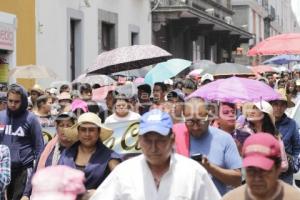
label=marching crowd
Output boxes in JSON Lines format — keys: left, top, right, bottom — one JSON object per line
{"left": 0, "top": 69, "right": 300, "bottom": 200}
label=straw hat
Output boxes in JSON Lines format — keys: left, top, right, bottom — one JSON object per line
{"left": 57, "top": 92, "right": 72, "bottom": 101}
{"left": 29, "top": 84, "right": 44, "bottom": 95}
{"left": 64, "top": 112, "right": 112, "bottom": 142}
{"left": 275, "top": 88, "right": 295, "bottom": 108}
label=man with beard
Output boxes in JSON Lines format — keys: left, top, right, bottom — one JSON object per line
{"left": 0, "top": 84, "right": 44, "bottom": 200}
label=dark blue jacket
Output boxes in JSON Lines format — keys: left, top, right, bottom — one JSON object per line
{"left": 276, "top": 113, "right": 300, "bottom": 184}
{"left": 0, "top": 84, "right": 44, "bottom": 169}
{"left": 59, "top": 141, "right": 122, "bottom": 189}
{"left": 276, "top": 114, "right": 300, "bottom": 161}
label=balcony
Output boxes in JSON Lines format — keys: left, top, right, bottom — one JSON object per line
{"left": 152, "top": 0, "right": 252, "bottom": 39}
{"left": 264, "top": 5, "right": 275, "bottom": 21}
{"left": 158, "top": 0, "right": 234, "bottom": 15}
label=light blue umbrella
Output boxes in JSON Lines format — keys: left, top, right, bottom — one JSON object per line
{"left": 263, "top": 54, "right": 300, "bottom": 65}
{"left": 144, "top": 58, "right": 192, "bottom": 85}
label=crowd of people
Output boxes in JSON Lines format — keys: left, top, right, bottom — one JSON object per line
{"left": 0, "top": 69, "right": 300, "bottom": 199}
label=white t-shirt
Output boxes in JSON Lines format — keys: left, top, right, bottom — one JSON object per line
{"left": 91, "top": 154, "right": 221, "bottom": 200}
{"left": 104, "top": 110, "right": 141, "bottom": 124}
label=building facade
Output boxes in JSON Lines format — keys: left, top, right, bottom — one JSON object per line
{"left": 36, "top": 0, "right": 152, "bottom": 85}
{"left": 1, "top": 0, "right": 152, "bottom": 88}
{"left": 151, "top": 0, "right": 252, "bottom": 63}
{"left": 0, "top": 0, "right": 36, "bottom": 89}
{"left": 231, "top": 0, "right": 300, "bottom": 64}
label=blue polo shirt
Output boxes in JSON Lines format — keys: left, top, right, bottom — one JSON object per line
{"left": 190, "top": 126, "right": 242, "bottom": 195}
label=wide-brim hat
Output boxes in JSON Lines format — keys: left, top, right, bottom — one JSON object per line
{"left": 254, "top": 100, "right": 275, "bottom": 125}
{"left": 64, "top": 112, "right": 112, "bottom": 142}
{"left": 29, "top": 84, "right": 44, "bottom": 95}
{"left": 57, "top": 92, "right": 72, "bottom": 101}
{"left": 273, "top": 88, "right": 295, "bottom": 108}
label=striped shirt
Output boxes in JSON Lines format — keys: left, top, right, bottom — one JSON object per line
{"left": 0, "top": 145, "right": 10, "bottom": 200}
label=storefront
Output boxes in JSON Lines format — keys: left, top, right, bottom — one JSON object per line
{"left": 0, "top": 12, "right": 16, "bottom": 87}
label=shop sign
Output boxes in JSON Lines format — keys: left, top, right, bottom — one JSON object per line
{"left": 0, "top": 26, "right": 14, "bottom": 50}
{"left": 0, "top": 64, "right": 9, "bottom": 83}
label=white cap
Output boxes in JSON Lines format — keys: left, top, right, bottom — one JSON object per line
{"left": 164, "top": 79, "right": 173, "bottom": 85}
{"left": 254, "top": 100, "right": 275, "bottom": 125}
{"left": 201, "top": 73, "right": 214, "bottom": 83}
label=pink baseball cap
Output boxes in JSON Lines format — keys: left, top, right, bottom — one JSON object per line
{"left": 31, "top": 165, "right": 86, "bottom": 200}
{"left": 71, "top": 99, "right": 88, "bottom": 113}
{"left": 242, "top": 133, "right": 281, "bottom": 170}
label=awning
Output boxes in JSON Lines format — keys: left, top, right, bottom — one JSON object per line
{"left": 152, "top": 5, "right": 253, "bottom": 39}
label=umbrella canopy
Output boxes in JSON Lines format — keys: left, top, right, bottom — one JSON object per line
{"left": 73, "top": 73, "right": 116, "bottom": 86}
{"left": 202, "top": 62, "right": 253, "bottom": 76}
{"left": 250, "top": 65, "right": 275, "bottom": 74}
{"left": 92, "top": 85, "right": 116, "bottom": 101}
{"left": 87, "top": 45, "right": 172, "bottom": 75}
{"left": 189, "top": 69, "right": 204, "bottom": 77}
{"left": 262, "top": 54, "right": 300, "bottom": 65}
{"left": 144, "top": 58, "right": 192, "bottom": 85}
{"left": 273, "top": 66, "right": 288, "bottom": 73}
{"left": 9, "top": 65, "right": 58, "bottom": 79}
{"left": 191, "top": 60, "right": 215, "bottom": 70}
{"left": 248, "top": 33, "right": 300, "bottom": 56}
{"left": 112, "top": 65, "right": 152, "bottom": 78}
{"left": 115, "top": 84, "right": 138, "bottom": 98}
{"left": 133, "top": 77, "right": 145, "bottom": 84}
{"left": 292, "top": 64, "right": 300, "bottom": 71}
{"left": 50, "top": 81, "right": 70, "bottom": 89}
{"left": 187, "top": 77, "right": 281, "bottom": 103}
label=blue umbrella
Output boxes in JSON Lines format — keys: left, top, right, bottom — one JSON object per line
{"left": 144, "top": 58, "right": 192, "bottom": 85}
{"left": 263, "top": 54, "right": 300, "bottom": 65}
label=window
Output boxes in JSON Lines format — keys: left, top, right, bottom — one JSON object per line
{"left": 102, "top": 22, "right": 115, "bottom": 51}
{"left": 131, "top": 32, "right": 139, "bottom": 45}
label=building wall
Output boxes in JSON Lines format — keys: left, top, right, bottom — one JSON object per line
{"left": 36, "top": 0, "right": 152, "bottom": 86}
{"left": 0, "top": 0, "right": 36, "bottom": 89}
{"left": 268, "top": 0, "right": 299, "bottom": 34}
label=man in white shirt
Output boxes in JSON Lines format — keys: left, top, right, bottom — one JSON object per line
{"left": 104, "top": 95, "right": 140, "bottom": 124}
{"left": 91, "top": 109, "right": 221, "bottom": 200}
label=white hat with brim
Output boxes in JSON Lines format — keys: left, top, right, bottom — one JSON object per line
{"left": 254, "top": 100, "right": 275, "bottom": 125}
{"left": 64, "top": 112, "right": 112, "bottom": 142}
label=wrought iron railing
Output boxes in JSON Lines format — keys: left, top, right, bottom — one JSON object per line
{"left": 159, "top": 0, "right": 232, "bottom": 10}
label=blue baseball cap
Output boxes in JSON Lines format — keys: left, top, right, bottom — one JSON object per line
{"left": 139, "top": 109, "right": 173, "bottom": 136}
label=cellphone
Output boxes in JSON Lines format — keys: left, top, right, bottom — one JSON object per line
{"left": 191, "top": 153, "right": 203, "bottom": 162}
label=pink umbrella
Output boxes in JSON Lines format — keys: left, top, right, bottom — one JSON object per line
{"left": 189, "top": 69, "right": 204, "bottom": 77}
{"left": 133, "top": 77, "right": 144, "bottom": 84}
{"left": 250, "top": 65, "right": 275, "bottom": 74}
{"left": 92, "top": 85, "right": 116, "bottom": 101}
{"left": 187, "top": 77, "right": 281, "bottom": 103}
{"left": 248, "top": 33, "right": 300, "bottom": 56}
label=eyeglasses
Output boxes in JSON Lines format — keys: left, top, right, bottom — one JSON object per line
{"left": 185, "top": 116, "right": 209, "bottom": 126}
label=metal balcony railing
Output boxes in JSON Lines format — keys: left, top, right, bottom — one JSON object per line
{"left": 159, "top": 0, "right": 232, "bottom": 10}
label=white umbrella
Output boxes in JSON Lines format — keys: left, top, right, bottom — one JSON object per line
{"left": 73, "top": 73, "right": 116, "bottom": 86}
{"left": 9, "top": 65, "right": 58, "bottom": 79}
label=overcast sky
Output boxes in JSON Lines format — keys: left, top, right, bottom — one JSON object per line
{"left": 291, "top": 0, "right": 300, "bottom": 23}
